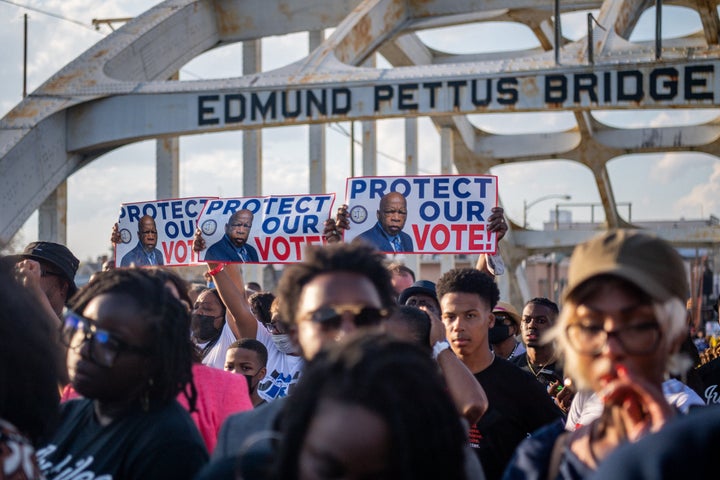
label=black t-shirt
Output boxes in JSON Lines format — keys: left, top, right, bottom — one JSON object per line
{"left": 511, "top": 352, "right": 564, "bottom": 390}
{"left": 469, "top": 356, "right": 564, "bottom": 480}
{"left": 696, "top": 357, "right": 720, "bottom": 404}
{"left": 37, "top": 398, "right": 208, "bottom": 479}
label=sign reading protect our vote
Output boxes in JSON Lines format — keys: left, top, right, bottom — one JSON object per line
{"left": 196, "top": 194, "right": 335, "bottom": 263}
{"left": 115, "top": 197, "right": 216, "bottom": 267}
{"left": 344, "top": 175, "right": 498, "bottom": 254}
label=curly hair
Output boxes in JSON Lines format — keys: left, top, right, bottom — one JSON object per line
{"left": 277, "top": 243, "right": 395, "bottom": 325}
{"left": 386, "top": 306, "right": 432, "bottom": 351}
{"left": 0, "top": 271, "right": 60, "bottom": 444}
{"left": 249, "top": 292, "right": 275, "bottom": 326}
{"left": 228, "top": 338, "right": 268, "bottom": 367}
{"left": 436, "top": 267, "right": 499, "bottom": 311}
{"left": 275, "top": 332, "right": 466, "bottom": 480}
{"left": 69, "top": 269, "right": 197, "bottom": 411}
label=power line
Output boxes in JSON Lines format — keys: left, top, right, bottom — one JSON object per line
{"left": 0, "top": 0, "right": 99, "bottom": 33}
{"left": 328, "top": 122, "right": 434, "bottom": 174}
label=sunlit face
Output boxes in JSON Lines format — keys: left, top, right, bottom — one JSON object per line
{"left": 225, "top": 210, "right": 254, "bottom": 247}
{"left": 294, "top": 272, "right": 384, "bottom": 360}
{"left": 567, "top": 282, "right": 668, "bottom": 392}
{"left": 299, "top": 400, "right": 390, "bottom": 480}
{"left": 138, "top": 216, "right": 158, "bottom": 250}
{"left": 224, "top": 347, "right": 266, "bottom": 389}
{"left": 377, "top": 193, "right": 407, "bottom": 237}
{"left": 441, "top": 292, "right": 493, "bottom": 364}
{"left": 521, "top": 303, "right": 556, "bottom": 348}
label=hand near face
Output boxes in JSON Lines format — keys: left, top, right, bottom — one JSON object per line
{"left": 598, "top": 364, "right": 675, "bottom": 442}
{"left": 15, "top": 258, "right": 42, "bottom": 292}
{"left": 426, "top": 308, "right": 447, "bottom": 347}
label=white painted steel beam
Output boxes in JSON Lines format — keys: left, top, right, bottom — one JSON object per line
{"left": 2, "top": 0, "right": 720, "bottom": 253}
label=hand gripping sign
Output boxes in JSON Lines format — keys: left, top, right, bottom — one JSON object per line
{"left": 115, "top": 197, "right": 217, "bottom": 267}
{"left": 196, "top": 194, "right": 335, "bottom": 263}
{"left": 344, "top": 175, "right": 498, "bottom": 254}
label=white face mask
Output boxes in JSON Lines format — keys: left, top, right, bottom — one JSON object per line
{"left": 272, "top": 333, "right": 298, "bottom": 355}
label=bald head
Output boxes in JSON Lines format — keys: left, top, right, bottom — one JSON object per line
{"left": 377, "top": 192, "right": 408, "bottom": 236}
{"left": 138, "top": 215, "right": 158, "bottom": 251}
{"left": 226, "top": 209, "right": 254, "bottom": 247}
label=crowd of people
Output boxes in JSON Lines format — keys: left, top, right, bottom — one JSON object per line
{"left": 2, "top": 207, "right": 720, "bottom": 479}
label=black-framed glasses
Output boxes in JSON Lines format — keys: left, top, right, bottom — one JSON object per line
{"left": 264, "top": 315, "right": 285, "bottom": 335}
{"left": 565, "top": 322, "right": 662, "bottom": 356}
{"left": 61, "top": 310, "right": 153, "bottom": 368}
{"left": 493, "top": 313, "right": 513, "bottom": 325}
{"left": 307, "top": 304, "right": 388, "bottom": 331}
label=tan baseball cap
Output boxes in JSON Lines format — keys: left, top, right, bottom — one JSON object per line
{"left": 564, "top": 230, "right": 688, "bottom": 303}
{"left": 493, "top": 301, "right": 521, "bottom": 326}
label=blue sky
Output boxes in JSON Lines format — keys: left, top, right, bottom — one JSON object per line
{"left": 1, "top": 1, "right": 718, "bottom": 260}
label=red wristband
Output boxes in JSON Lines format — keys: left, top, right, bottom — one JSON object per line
{"left": 207, "top": 263, "right": 227, "bottom": 276}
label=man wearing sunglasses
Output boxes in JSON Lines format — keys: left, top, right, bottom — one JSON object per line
{"left": 209, "top": 243, "right": 395, "bottom": 472}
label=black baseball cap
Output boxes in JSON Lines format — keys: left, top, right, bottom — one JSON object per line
{"left": 19, "top": 241, "right": 79, "bottom": 297}
{"left": 398, "top": 280, "right": 438, "bottom": 306}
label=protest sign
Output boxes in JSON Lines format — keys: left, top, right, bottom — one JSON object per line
{"left": 115, "top": 197, "right": 216, "bottom": 267}
{"left": 344, "top": 175, "right": 498, "bottom": 254}
{"left": 196, "top": 194, "right": 335, "bottom": 263}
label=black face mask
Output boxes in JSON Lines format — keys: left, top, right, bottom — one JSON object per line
{"left": 191, "top": 314, "right": 221, "bottom": 342}
{"left": 489, "top": 323, "right": 512, "bottom": 344}
{"left": 244, "top": 373, "right": 257, "bottom": 394}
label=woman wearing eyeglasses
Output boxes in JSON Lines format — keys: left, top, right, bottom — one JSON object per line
{"left": 37, "top": 269, "right": 208, "bottom": 479}
{"left": 502, "top": 231, "right": 695, "bottom": 480}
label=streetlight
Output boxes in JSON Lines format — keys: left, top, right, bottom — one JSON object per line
{"left": 523, "top": 194, "right": 571, "bottom": 228}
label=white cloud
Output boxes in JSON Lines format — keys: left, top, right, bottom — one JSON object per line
{"left": 674, "top": 162, "right": 720, "bottom": 219}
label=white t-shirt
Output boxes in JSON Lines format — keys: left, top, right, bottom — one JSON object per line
{"left": 255, "top": 323, "right": 304, "bottom": 403}
{"left": 566, "top": 378, "right": 705, "bottom": 431}
{"left": 198, "top": 320, "right": 238, "bottom": 370}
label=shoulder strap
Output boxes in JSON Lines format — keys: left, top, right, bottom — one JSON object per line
{"left": 547, "top": 431, "right": 569, "bottom": 480}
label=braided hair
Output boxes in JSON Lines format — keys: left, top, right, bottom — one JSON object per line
{"left": 69, "top": 269, "right": 197, "bottom": 411}
{"left": 0, "top": 270, "right": 60, "bottom": 444}
{"left": 275, "top": 333, "right": 467, "bottom": 480}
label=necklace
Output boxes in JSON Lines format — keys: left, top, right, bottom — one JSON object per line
{"left": 526, "top": 353, "right": 557, "bottom": 378}
{"left": 507, "top": 342, "right": 520, "bottom": 360}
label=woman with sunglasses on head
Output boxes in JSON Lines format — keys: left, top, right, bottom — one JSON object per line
{"left": 503, "top": 231, "right": 695, "bottom": 480}
{"left": 37, "top": 269, "right": 208, "bottom": 479}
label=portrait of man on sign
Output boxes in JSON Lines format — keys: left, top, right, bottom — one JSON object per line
{"left": 205, "top": 209, "right": 259, "bottom": 262}
{"left": 356, "top": 192, "right": 414, "bottom": 253}
{"left": 120, "top": 215, "right": 164, "bottom": 267}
